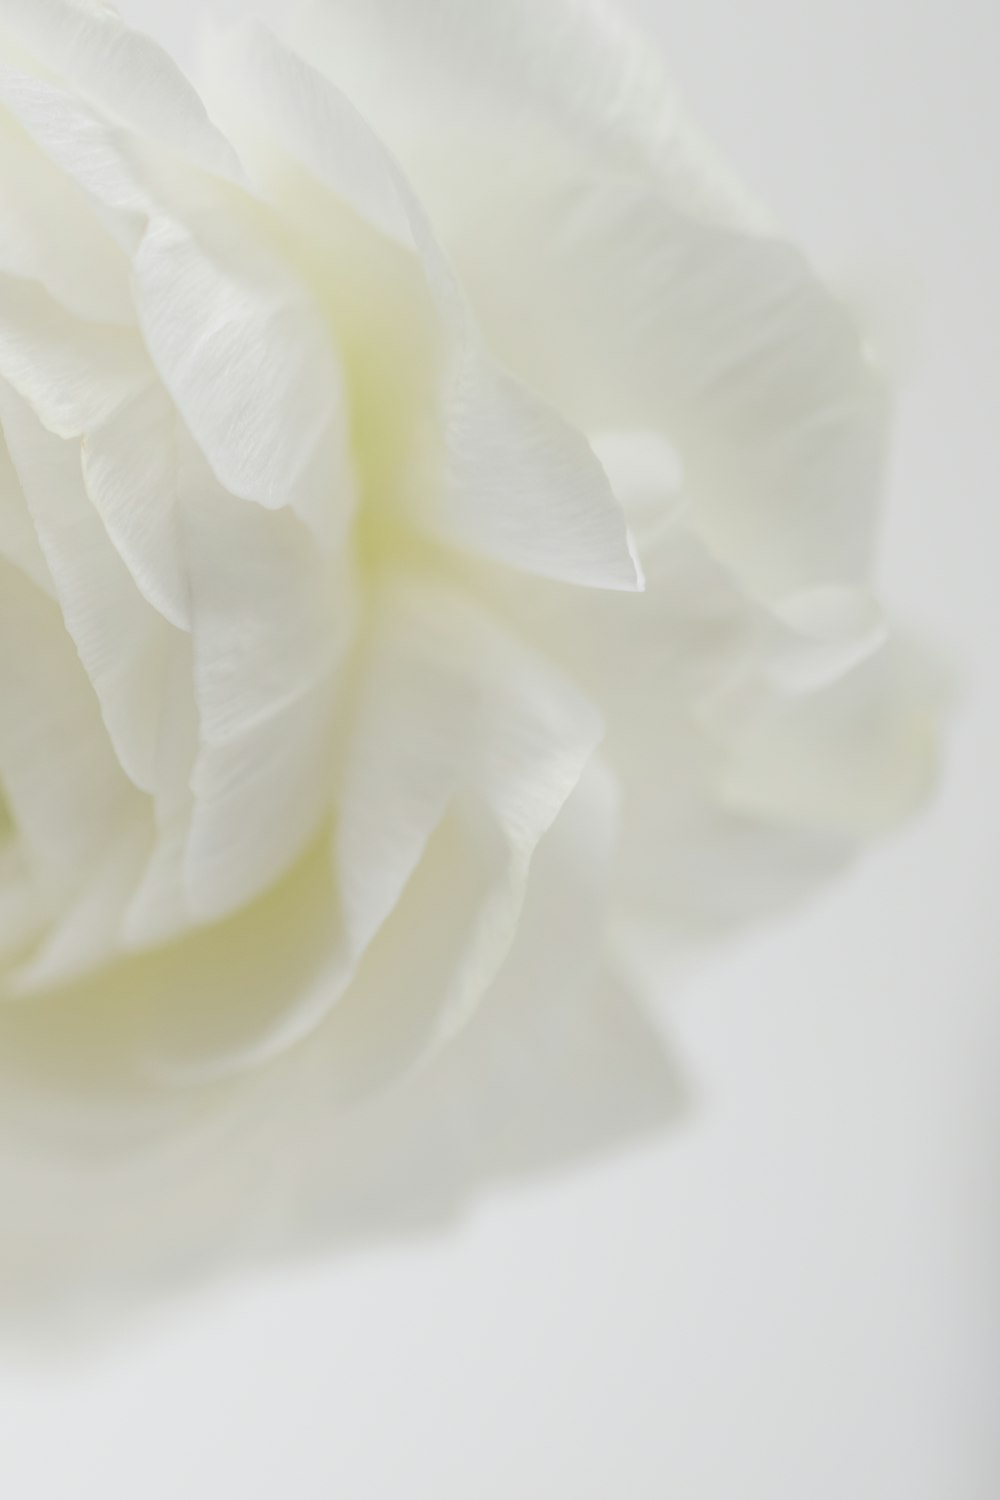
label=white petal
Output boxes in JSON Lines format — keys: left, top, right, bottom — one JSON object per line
{"left": 1, "top": 836, "right": 344, "bottom": 1082}
{"left": 431, "top": 174, "right": 885, "bottom": 604}
{"left": 718, "top": 637, "right": 941, "bottom": 839}
{"left": 288, "top": 0, "right": 884, "bottom": 603}
{"left": 0, "top": 756, "right": 680, "bottom": 1304}
{"left": 82, "top": 382, "right": 191, "bottom": 632}
{"left": 201, "top": 23, "right": 641, "bottom": 592}
{"left": 0, "top": 0, "right": 242, "bottom": 182}
{"left": 182, "top": 694, "right": 341, "bottom": 927}
{"left": 590, "top": 428, "right": 686, "bottom": 536}
{"left": 0, "top": 557, "right": 142, "bottom": 903}
{"left": 0, "top": 836, "right": 44, "bottom": 969}
{"left": 0, "top": 273, "right": 148, "bottom": 437}
{"left": 145, "top": 576, "right": 603, "bottom": 1082}
{"left": 8, "top": 820, "right": 151, "bottom": 994}
{"left": 765, "top": 584, "right": 888, "bottom": 694}
{"left": 119, "top": 633, "right": 200, "bottom": 949}
{"left": 133, "top": 210, "right": 356, "bottom": 548}
{"left": 333, "top": 577, "right": 606, "bottom": 1064}
{"left": 0, "top": 383, "right": 184, "bottom": 797}
{"left": 119, "top": 813, "right": 191, "bottom": 952}
{"left": 176, "top": 438, "right": 356, "bottom": 922}
{"left": 0, "top": 63, "right": 355, "bottom": 551}
{"left": 0, "top": 107, "right": 133, "bottom": 322}
{"left": 460, "top": 487, "right": 890, "bottom": 947}
{"left": 0, "top": 431, "right": 51, "bottom": 594}
{"left": 321, "top": 757, "right": 682, "bottom": 1204}
{"left": 200, "top": 17, "right": 411, "bottom": 250}
{"left": 0, "top": 65, "right": 160, "bottom": 250}
{"left": 335, "top": 577, "right": 603, "bottom": 973}
{"left": 287, "top": 0, "right": 763, "bottom": 230}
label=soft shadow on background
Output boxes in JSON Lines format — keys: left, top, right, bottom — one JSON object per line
{"left": 0, "top": 1, "right": 997, "bottom": 1498}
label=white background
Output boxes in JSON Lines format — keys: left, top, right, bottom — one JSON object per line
{"left": 1, "top": 1, "right": 997, "bottom": 1495}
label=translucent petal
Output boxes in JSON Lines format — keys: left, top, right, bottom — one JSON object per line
{"left": 287, "top": 0, "right": 885, "bottom": 603}
{"left": 286, "top": 0, "right": 764, "bottom": 229}
{"left": 0, "top": 273, "right": 148, "bottom": 437}
{"left": 0, "top": 837, "right": 44, "bottom": 969}
{"left": 143, "top": 576, "right": 603, "bottom": 1082}
{"left": 0, "top": 430, "right": 51, "bottom": 595}
{"left": 718, "top": 637, "right": 942, "bottom": 839}
{"left": 0, "top": 383, "right": 185, "bottom": 797}
{"left": 0, "top": 558, "right": 142, "bottom": 905}
{"left": 201, "top": 23, "right": 641, "bottom": 592}
{"left": 0, "top": 0, "right": 242, "bottom": 182}
{"left": 335, "top": 576, "right": 603, "bottom": 963}
{"left": 133, "top": 210, "right": 356, "bottom": 549}
{"left": 462, "top": 458, "right": 934, "bottom": 948}
{"left": 0, "top": 65, "right": 161, "bottom": 250}
{"left": 0, "top": 107, "right": 133, "bottom": 323}
{"left": 435, "top": 175, "right": 887, "bottom": 602}
{"left": 0, "top": 757, "right": 680, "bottom": 1310}
{"left": 82, "top": 382, "right": 191, "bottom": 632}
{"left": 176, "top": 436, "right": 356, "bottom": 922}
{"left": 9, "top": 821, "right": 151, "bottom": 994}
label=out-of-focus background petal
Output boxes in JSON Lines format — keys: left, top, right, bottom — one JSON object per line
{"left": 0, "top": 1, "right": 996, "bottom": 1498}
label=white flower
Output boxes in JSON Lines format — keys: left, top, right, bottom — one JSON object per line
{"left": 0, "top": 0, "right": 937, "bottom": 1311}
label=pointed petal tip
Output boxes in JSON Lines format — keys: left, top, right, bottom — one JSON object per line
{"left": 625, "top": 530, "right": 647, "bottom": 594}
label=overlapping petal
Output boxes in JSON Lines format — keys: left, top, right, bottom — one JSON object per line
{"left": 0, "top": 0, "right": 242, "bottom": 182}
{"left": 146, "top": 574, "right": 603, "bottom": 1082}
{"left": 0, "top": 274, "right": 148, "bottom": 435}
{"left": 287, "top": 0, "right": 886, "bottom": 604}
{"left": 0, "top": 557, "right": 142, "bottom": 908}
{"left": 201, "top": 22, "right": 642, "bottom": 592}
{"left": 0, "top": 105, "right": 133, "bottom": 323}
{"left": 0, "top": 382, "right": 184, "bottom": 797}
{"left": 0, "top": 0, "right": 938, "bottom": 1315}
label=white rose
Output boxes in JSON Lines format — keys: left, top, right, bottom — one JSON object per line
{"left": 0, "top": 0, "right": 937, "bottom": 1312}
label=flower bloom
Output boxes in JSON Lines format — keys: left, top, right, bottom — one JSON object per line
{"left": 0, "top": 0, "right": 936, "bottom": 1303}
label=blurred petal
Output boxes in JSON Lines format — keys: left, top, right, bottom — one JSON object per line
{"left": 307, "top": 758, "right": 684, "bottom": 1227}
{"left": 440, "top": 175, "right": 886, "bottom": 602}
{"left": 0, "top": 836, "right": 43, "bottom": 969}
{"left": 0, "top": 430, "right": 51, "bottom": 594}
{"left": 765, "top": 584, "right": 888, "bottom": 694}
{"left": 463, "top": 445, "right": 934, "bottom": 949}
{"left": 9, "top": 821, "right": 150, "bottom": 994}
{"left": 287, "top": 0, "right": 761, "bottom": 227}
{"left": 718, "top": 637, "right": 941, "bottom": 839}
{"left": 0, "top": 767, "right": 680, "bottom": 1310}
{"left": 288, "top": 0, "right": 885, "bottom": 603}
{"left": 0, "top": 0, "right": 938, "bottom": 1319}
